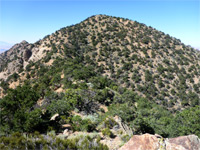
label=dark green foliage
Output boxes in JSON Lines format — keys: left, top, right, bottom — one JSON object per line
{"left": 50, "top": 73, "right": 61, "bottom": 85}
{"left": 0, "top": 80, "right": 9, "bottom": 92}
{"left": 132, "top": 117, "right": 155, "bottom": 134}
{"left": 47, "top": 88, "right": 84, "bottom": 116}
{"left": 89, "top": 76, "right": 114, "bottom": 89}
{"left": 108, "top": 103, "right": 135, "bottom": 123}
{"left": 24, "top": 109, "right": 45, "bottom": 133}
{"left": 102, "top": 128, "right": 114, "bottom": 138}
{"left": 102, "top": 91, "right": 200, "bottom": 138}
{"left": 0, "top": 83, "right": 41, "bottom": 133}
{"left": 71, "top": 115, "right": 96, "bottom": 132}
{"left": 7, "top": 72, "right": 19, "bottom": 82}
{"left": 47, "top": 98, "right": 71, "bottom": 117}
{"left": 64, "top": 89, "right": 84, "bottom": 111}
{"left": 121, "top": 90, "right": 136, "bottom": 103}
{"left": 145, "top": 70, "right": 153, "bottom": 82}
{"left": 103, "top": 118, "right": 118, "bottom": 129}
{"left": 169, "top": 106, "right": 200, "bottom": 137}
{"left": 142, "top": 37, "right": 151, "bottom": 44}
{"left": 95, "top": 88, "right": 114, "bottom": 105}
{"left": 73, "top": 66, "right": 95, "bottom": 80}
{"left": 187, "top": 91, "right": 200, "bottom": 106}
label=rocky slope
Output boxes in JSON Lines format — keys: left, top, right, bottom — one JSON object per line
{"left": 0, "top": 40, "right": 30, "bottom": 78}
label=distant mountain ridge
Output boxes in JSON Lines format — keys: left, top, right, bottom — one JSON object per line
{"left": 0, "top": 49, "right": 7, "bottom": 53}
{"left": 0, "top": 41, "right": 14, "bottom": 53}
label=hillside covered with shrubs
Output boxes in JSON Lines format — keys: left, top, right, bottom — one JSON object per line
{"left": 0, "top": 15, "right": 200, "bottom": 149}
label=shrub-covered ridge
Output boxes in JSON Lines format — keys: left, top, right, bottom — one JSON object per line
{"left": 0, "top": 14, "right": 200, "bottom": 149}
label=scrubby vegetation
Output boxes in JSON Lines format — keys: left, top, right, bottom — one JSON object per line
{"left": 0, "top": 132, "right": 108, "bottom": 150}
{"left": 1, "top": 70, "right": 199, "bottom": 138}
{"left": 0, "top": 14, "right": 200, "bottom": 149}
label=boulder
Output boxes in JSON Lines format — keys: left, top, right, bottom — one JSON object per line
{"left": 120, "top": 133, "right": 200, "bottom": 150}
{"left": 120, "top": 133, "right": 160, "bottom": 150}
{"left": 166, "top": 135, "right": 200, "bottom": 150}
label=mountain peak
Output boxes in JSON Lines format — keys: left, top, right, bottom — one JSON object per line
{"left": 0, "top": 15, "right": 200, "bottom": 148}
{"left": 20, "top": 40, "right": 28, "bottom": 45}
{"left": 1, "top": 14, "right": 200, "bottom": 109}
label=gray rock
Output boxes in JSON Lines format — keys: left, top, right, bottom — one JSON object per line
{"left": 113, "top": 125, "right": 120, "bottom": 131}
{"left": 166, "top": 134, "right": 200, "bottom": 150}
{"left": 23, "top": 49, "right": 32, "bottom": 61}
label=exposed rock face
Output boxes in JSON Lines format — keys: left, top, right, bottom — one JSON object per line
{"left": 23, "top": 49, "right": 32, "bottom": 61}
{"left": 0, "top": 40, "right": 30, "bottom": 79}
{"left": 120, "top": 133, "right": 200, "bottom": 150}
{"left": 166, "top": 135, "right": 200, "bottom": 150}
{"left": 7, "top": 58, "right": 23, "bottom": 74}
{"left": 120, "top": 134, "right": 161, "bottom": 150}
{"left": 0, "top": 38, "right": 52, "bottom": 81}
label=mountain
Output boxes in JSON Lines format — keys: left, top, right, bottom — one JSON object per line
{"left": 1, "top": 14, "right": 199, "bottom": 109}
{"left": 0, "top": 15, "right": 200, "bottom": 149}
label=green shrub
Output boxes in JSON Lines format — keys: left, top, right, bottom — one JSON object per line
{"left": 71, "top": 115, "right": 96, "bottom": 132}
{"left": 0, "top": 132, "right": 109, "bottom": 150}
{"left": 0, "top": 83, "right": 40, "bottom": 133}
{"left": 104, "top": 118, "right": 118, "bottom": 129}
{"left": 102, "top": 128, "right": 114, "bottom": 138}
{"left": 121, "top": 134, "right": 131, "bottom": 143}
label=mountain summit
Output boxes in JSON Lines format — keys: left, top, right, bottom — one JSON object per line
{"left": 0, "top": 15, "right": 200, "bottom": 149}
{"left": 1, "top": 14, "right": 199, "bottom": 109}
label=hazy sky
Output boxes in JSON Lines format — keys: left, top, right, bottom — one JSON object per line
{"left": 0, "top": 0, "right": 200, "bottom": 49}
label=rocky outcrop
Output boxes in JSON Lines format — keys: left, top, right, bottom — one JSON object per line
{"left": 0, "top": 40, "right": 31, "bottom": 79}
{"left": 120, "top": 133, "right": 200, "bottom": 150}
{"left": 119, "top": 134, "right": 161, "bottom": 150}
{"left": 23, "top": 49, "right": 32, "bottom": 61}
{"left": 166, "top": 135, "right": 200, "bottom": 150}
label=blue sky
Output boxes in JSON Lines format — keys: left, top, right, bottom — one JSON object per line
{"left": 0, "top": 0, "right": 200, "bottom": 49}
